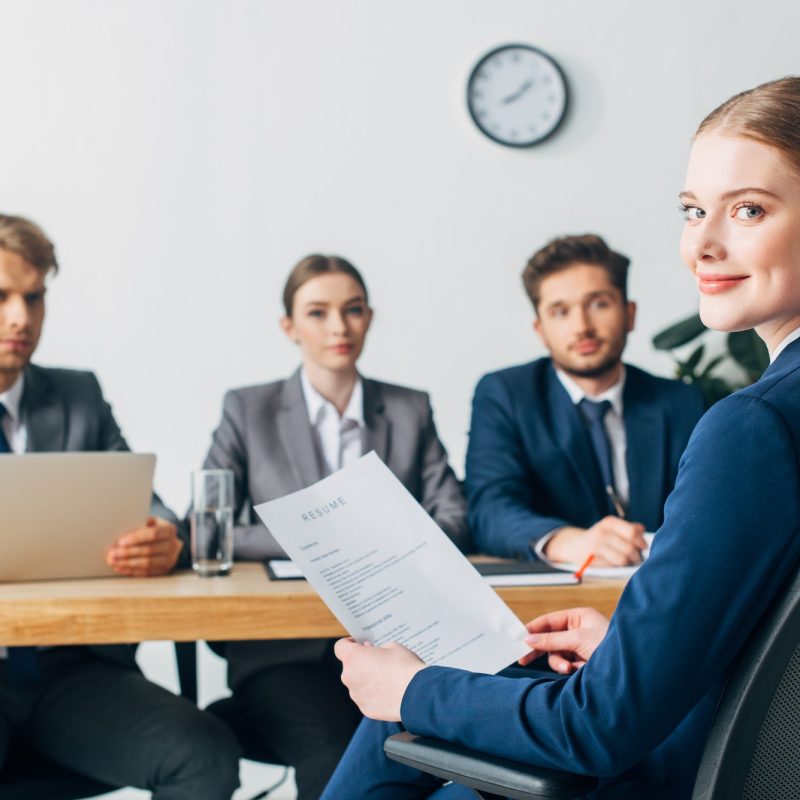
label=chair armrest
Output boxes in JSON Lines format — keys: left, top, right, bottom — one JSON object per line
{"left": 384, "top": 732, "right": 597, "bottom": 800}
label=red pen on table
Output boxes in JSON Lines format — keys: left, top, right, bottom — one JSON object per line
{"left": 574, "top": 553, "right": 595, "bottom": 581}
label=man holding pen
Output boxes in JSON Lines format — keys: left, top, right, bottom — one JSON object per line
{"left": 466, "top": 234, "right": 705, "bottom": 566}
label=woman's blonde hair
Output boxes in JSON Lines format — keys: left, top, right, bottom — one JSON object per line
{"left": 697, "top": 76, "right": 800, "bottom": 177}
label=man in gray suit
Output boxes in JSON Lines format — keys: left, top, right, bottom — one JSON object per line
{"left": 0, "top": 214, "right": 240, "bottom": 798}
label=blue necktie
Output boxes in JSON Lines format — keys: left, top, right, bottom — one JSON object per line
{"left": 0, "top": 402, "right": 11, "bottom": 454}
{"left": 0, "top": 402, "right": 41, "bottom": 687}
{"left": 578, "top": 398, "right": 618, "bottom": 515}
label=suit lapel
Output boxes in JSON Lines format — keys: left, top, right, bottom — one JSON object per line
{"left": 276, "top": 370, "right": 324, "bottom": 487}
{"left": 21, "top": 365, "right": 67, "bottom": 452}
{"left": 545, "top": 366, "right": 607, "bottom": 516}
{"left": 362, "top": 379, "right": 390, "bottom": 463}
{"left": 623, "top": 372, "right": 665, "bottom": 526}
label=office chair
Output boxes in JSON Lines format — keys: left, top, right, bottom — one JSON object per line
{"left": 385, "top": 560, "right": 800, "bottom": 799}
{"left": 0, "top": 642, "right": 199, "bottom": 800}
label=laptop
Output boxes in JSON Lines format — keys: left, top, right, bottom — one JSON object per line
{"left": 0, "top": 452, "right": 155, "bottom": 581}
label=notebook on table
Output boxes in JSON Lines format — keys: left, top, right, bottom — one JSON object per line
{"left": 265, "top": 557, "right": 579, "bottom": 586}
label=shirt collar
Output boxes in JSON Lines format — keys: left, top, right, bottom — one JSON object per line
{"left": 0, "top": 373, "right": 25, "bottom": 423}
{"left": 555, "top": 365, "right": 626, "bottom": 417}
{"left": 770, "top": 326, "right": 800, "bottom": 363}
{"left": 300, "top": 369, "right": 364, "bottom": 427}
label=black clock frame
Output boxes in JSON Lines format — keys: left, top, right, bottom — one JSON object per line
{"left": 466, "top": 42, "right": 569, "bottom": 148}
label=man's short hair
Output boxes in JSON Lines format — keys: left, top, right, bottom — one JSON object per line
{"left": 0, "top": 214, "right": 59, "bottom": 274}
{"left": 522, "top": 234, "right": 629, "bottom": 311}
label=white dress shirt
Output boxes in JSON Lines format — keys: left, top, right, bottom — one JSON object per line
{"left": 300, "top": 370, "right": 365, "bottom": 476}
{"left": 0, "top": 373, "right": 26, "bottom": 454}
{"left": 534, "top": 367, "right": 629, "bottom": 559}
{"left": 770, "top": 326, "right": 800, "bottom": 363}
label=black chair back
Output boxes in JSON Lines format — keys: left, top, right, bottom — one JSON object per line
{"left": 692, "top": 563, "right": 800, "bottom": 799}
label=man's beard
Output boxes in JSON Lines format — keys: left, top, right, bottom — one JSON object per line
{"left": 554, "top": 335, "right": 626, "bottom": 380}
{"left": 557, "top": 355, "right": 620, "bottom": 379}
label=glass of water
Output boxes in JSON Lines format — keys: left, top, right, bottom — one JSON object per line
{"left": 190, "top": 469, "right": 234, "bottom": 577}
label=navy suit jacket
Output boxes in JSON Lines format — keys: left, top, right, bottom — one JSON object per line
{"left": 402, "top": 338, "right": 800, "bottom": 797}
{"left": 465, "top": 359, "right": 706, "bottom": 558}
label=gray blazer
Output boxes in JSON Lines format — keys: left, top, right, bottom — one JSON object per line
{"left": 20, "top": 364, "right": 177, "bottom": 668}
{"left": 202, "top": 369, "right": 469, "bottom": 685}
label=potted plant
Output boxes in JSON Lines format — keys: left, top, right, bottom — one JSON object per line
{"left": 652, "top": 313, "right": 769, "bottom": 406}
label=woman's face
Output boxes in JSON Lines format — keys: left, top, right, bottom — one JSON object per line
{"left": 679, "top": 131, "right": 800, "bottom": 352}
{"left": 281, "top": 272, "right": 372, "bottom": 372}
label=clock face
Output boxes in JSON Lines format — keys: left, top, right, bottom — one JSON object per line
{"left": 466, "top": 44, "right": 568, "bottom": 148}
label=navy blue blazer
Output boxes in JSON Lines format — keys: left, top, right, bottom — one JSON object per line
{"left": 465, "top": 359, "right": 706, "bottom": 558}
{"left": 402, "top": 338, "right": 800, "bottom": 797}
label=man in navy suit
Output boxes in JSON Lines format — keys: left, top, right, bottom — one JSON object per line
{"left": 467, "top": 234, "right": 705, "bottom": 566}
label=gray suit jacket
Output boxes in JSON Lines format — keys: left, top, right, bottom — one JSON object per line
{"left": 202, "top": 370, "right": 468, "bottom": 685}
{"left": 20, "top": 363, "right": 177, "bottom": 669}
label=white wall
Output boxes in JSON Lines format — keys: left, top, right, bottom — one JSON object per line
{"left": 2, "top": 0, "right": 798, "bottom": 509}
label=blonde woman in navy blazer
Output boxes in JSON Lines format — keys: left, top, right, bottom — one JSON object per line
{"left": 202, "top": 254, "right": 467, "bottom": 800}
{"left": 322, "top": 77, "right": 800, "bottom": 800}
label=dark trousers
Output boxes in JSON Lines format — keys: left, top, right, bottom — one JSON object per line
{"left": 232, "top": 649, "right": 362, "bottom": 800}
{"left": 320, "top": 717, "right": 473, "bottom": 799}
{"left": 0, "top": 648, "right": 241, "bottom": 800}
{"left": 320, "top": 717, "right": 651, "bottom": 800}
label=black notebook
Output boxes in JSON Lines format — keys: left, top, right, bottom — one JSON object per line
{"left": 264, "top": 558, "right": 578, "bottom": 586}
{"left": 474, "top": 560, "right": 579, "bottom": 586}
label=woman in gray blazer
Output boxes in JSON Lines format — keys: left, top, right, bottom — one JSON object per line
{"left": 202, "top": 254, "right": 468, "bottom": 800}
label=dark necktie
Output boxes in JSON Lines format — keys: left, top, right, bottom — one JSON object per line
{"left": 0, "top": 402, "right": 11, "bottom": 454}
{"left": 0, "top": 402, "right": 41, "bottom": 687}
{"left": 578, "top": 398, "right": 617, "bottom": 515}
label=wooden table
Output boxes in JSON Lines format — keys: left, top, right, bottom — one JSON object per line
{"left": 0, "top": 562, "right": 627, "bottom": 646}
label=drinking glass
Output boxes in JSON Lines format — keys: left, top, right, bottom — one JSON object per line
{"left": 190, "top": 469, "right": 234, "bottom": 576}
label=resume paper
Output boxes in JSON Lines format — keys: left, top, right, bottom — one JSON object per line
{"left": 254, "top": 451, "right": 529, "bottom": 674}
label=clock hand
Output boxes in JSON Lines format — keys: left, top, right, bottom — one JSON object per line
{"left": 501, "top": 79, "right": 535, "bottom": 105}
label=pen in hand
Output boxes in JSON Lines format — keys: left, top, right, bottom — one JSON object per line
{"left": 606, "top": 484, "right": 647, "bottom": 564}
{"left": 576, "top": 488, "right": 630, "bottom": 577}
{"left": 606, "top": 484, "right": 627, "bottom": 519}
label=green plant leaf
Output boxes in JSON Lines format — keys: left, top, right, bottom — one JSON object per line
{"left": 652, "top": 313, "right": 707, "bottom": 350}
{"left": 684, "top": 344, "right": 705, "bottom": 375}
{"left": 727, "top": 330, "right": 770, "bottom": 380}
{"left": 699, "top": 354, "right": 726, "bottom": 378}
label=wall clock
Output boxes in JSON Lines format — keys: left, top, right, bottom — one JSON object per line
{"left": 466, "top": 43, "right": 568, "bottom": 148}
